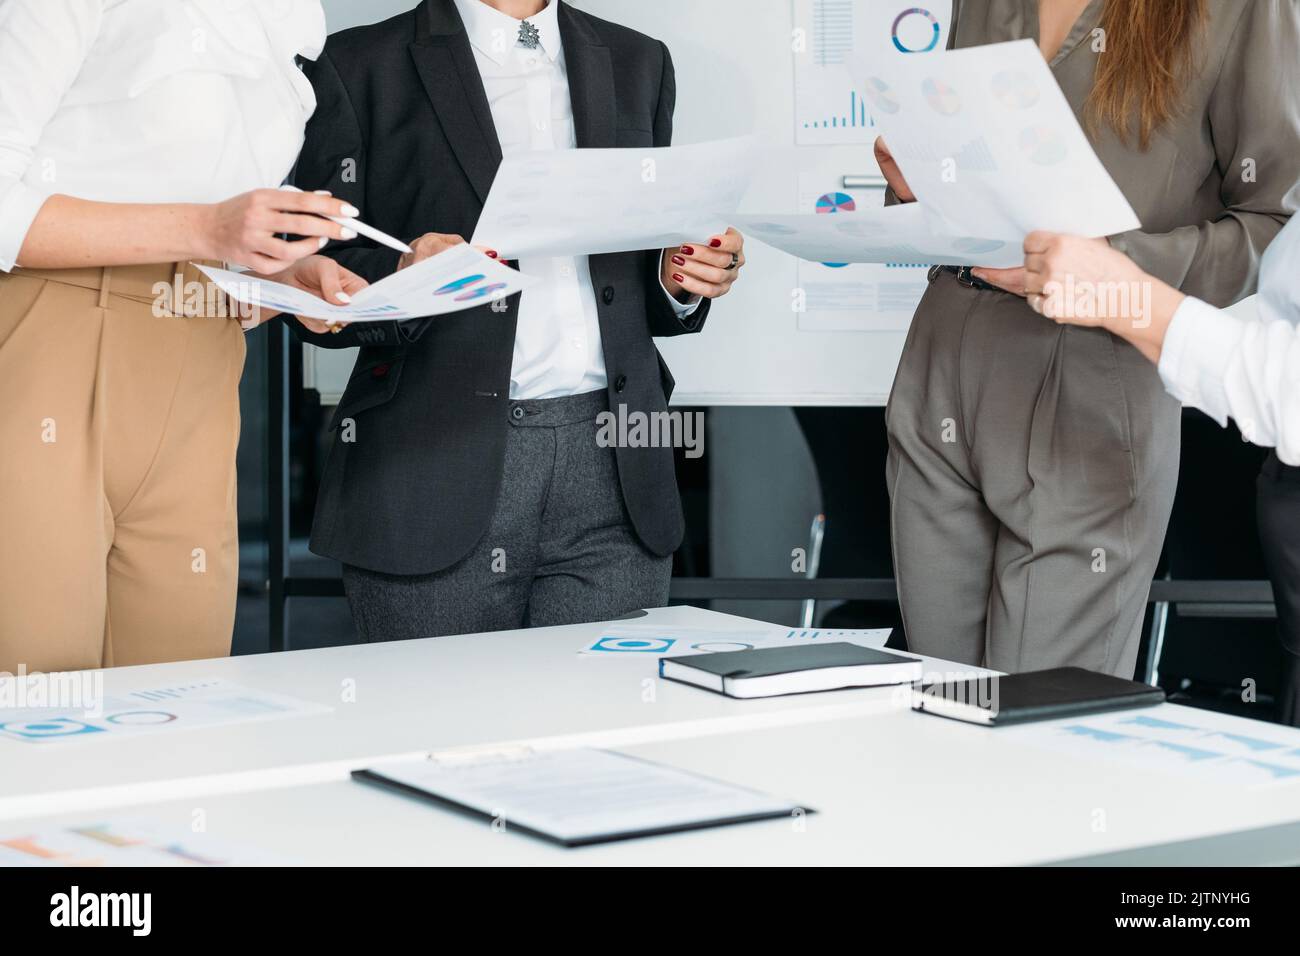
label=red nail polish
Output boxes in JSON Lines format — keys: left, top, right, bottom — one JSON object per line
{"left": 487, "top": 250, "right": 499, "bottom": 259}
{"left": 672, "top": 273, "right": 685, "bottom": 283}
{"left": 671, "top": 255, "right": 686, "bottom": 266}
{"left": 709, "top": 238, "right": 723, "bottom": 248}
{"left": 680, "top": 245, "right": 695, "bottom": 256}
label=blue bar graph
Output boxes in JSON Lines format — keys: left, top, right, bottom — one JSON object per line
{"left": 803, "top": 89, "right": 872, "bottom": 131}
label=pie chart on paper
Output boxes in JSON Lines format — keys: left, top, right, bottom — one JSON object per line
{"left": 922, "top": 77, "right": 962, "bottom": 116}
{"left": 991, "top": 70, "right": 1039, "bottom": 109}
{"left": 815, "top": 192, "right": 857, "bottom": 215}
{"left": 814, "top": 192, "right": 857, "bottom": 269}
{"left": 1019, "top": 125, "right": 1069, "bottom": 165}
{"left": 862, "top": 76, "right": 901, "bottom": 116}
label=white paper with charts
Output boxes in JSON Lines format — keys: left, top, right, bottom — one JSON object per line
{"left": 793, "top": 0, "right": 952, "bottom": 147}
{"left": 740, "top": 41, "right": 1138, "bottom": 269}
{"left": 1007, "top": 708, "right": 1300, "bottom": 788}
{"left": 0, "top": 679, "right": 329, "bottom": 744}
{"left": 471, "top": 137, "right": 757, "bottom": 259}
{"left": 849, "top": 39, "right": 1140, "bottom": 241}
{"left": 0, "top": 817, "right": 292, "bottom": 866}
{"left": 198, "top": 244, "right": 536, "bottom": 323}
{"left": 734, "top": 201, "right": 1024, "bottom": 268}
{"left": 579, "top": 623, "right": 893, "bottom": 657}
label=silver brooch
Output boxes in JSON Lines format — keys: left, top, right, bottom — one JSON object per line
{"left": 518, "top": 20, "right": 541, "bottom": 49}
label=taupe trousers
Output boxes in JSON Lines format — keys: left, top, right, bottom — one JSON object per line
{"left": 888, "top": 0, "right": 1300, "bottom": 675}
{"left": 0, "top": 262, "right": 244, "bottom": 673}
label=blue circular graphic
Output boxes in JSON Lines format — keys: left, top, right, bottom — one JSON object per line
{"left": 892, "top": 8, "right": 941, "bottom": 54}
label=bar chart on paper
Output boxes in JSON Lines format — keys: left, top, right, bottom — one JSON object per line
{"left": 794, "top": 0, "right": 875, "bottom": 146}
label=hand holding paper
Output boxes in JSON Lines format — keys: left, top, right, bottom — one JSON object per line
{"left": 200, "top": 243, "right": 536, "bottom": 323}
{"left": 852, "top": 39, "right": 1139, "bottom": 240}
{"left": 740, "top": 41, "right": 1140, "bottom": 269}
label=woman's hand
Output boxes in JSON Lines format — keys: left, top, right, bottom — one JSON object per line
{"left": 662, "top": 228, "right": 746, "bottom": 302}
{"left": 969, "top": 265, "right": 1030, "bottom": 296}
{"left": 1022, "top": 231, "right": 1185, "bottom": 364}
{"left": 243, "top": 255, "right": 370, "bottom": 334}
{"left": 1023, "top": 232, "right": 1156, "bottom": 323}
{"left": 398, "top": 232, "right": 500, "bottom": 271}
{"left": 199, "top": 188, "right": 360, "bottom": 275}
{"left": 973, "top": 236, "right": 1112, "bottom": 299}
{"left": 874, "top": 136, "right": 915, "bottom": 203}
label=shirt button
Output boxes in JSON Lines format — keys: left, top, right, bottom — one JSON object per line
{"left": 536, "top": 121, "right": 548, "bottom": 131}
{"left": 615, "top": 375, "right": 628, "bottom": 393}
{"left": 602, "top": 286, "right": 616, "bottom": 305}
{"left": 571, "top": 339, "right": 583, "bottom": 350}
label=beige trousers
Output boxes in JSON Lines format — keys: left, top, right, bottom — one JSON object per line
{"left": 0, "top": 262, "right": 245, "bottom": 672}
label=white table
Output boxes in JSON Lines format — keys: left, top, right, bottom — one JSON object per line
{"left": 5, "top": 605, "right": 1299, "bottom": 865}
{"left": 0, "top": 607, "right": 920, "bottom": 821}
{"left": 10, "top": 704, "right": 1300, "bottom": 866}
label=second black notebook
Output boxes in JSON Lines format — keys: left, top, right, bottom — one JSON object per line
{"left": 911, "top": 666, "right": 1166, "bottom": 726}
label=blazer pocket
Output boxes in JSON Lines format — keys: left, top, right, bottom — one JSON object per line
{"left": 328, "top": 354, "right": 405, "bottom": 431}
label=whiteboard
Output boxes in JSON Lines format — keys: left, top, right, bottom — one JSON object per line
{"left": 304, "top": 0, "right": 917, "bottom": 405}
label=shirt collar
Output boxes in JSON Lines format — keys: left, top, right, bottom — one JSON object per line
{"left": 452, "top": 0, "right": 562, "bottom": 65}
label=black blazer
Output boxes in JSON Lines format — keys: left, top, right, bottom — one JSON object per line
{"left": 292, "top": 0, "right": 708, "bottom": 576}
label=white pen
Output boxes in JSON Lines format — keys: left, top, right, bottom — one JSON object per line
{"left": 280, "top": 184, "right": 414, "bottom": 255}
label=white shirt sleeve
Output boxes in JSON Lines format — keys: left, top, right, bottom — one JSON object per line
{"left": 0, "top": 0, "right": 104, "bottom": 271}
{"left": 656, "top": 250, "right": 702, "bottom": 318}
{"left": 1159, "top": 296, "right": 1300, "bottom": 465}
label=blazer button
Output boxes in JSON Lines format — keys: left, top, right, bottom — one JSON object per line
{"left": 371, "top": 363, "right": 391, "bottom": 378}
{"left": 614, "top": 375, "right": 627, "bottom": 393}
{"left": 602, "top": 286, "right": 616, "bottom": 305}
{"left": 511, "top": 405, "right": 525, "bottom": 421}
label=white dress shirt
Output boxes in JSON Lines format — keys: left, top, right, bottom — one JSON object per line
{"left": 0, "top": 0, "right": 325, "bottom": 272}
{"left": 1159, "top": 215, "right": 1300, "bottom": 465}
{"left": 450, "top": 0, "right": 696, "bottom": 400}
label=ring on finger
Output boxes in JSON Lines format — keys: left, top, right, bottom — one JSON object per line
{"left": 725, "top": 252, "right": 739, "bottom": 271}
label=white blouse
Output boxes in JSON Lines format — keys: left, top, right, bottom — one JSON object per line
{"left": 0, "top": 0, "right": 326, "bottom": 271}
{"left": 1159, "top": 215, "right": 1300, "bottom": 465}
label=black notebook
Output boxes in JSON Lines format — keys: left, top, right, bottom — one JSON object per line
{"left": 659, "top": 642, "right": 923, "bottom": 698}
{"left": 911, "top": 666, "right": 1166, "bottom": 726}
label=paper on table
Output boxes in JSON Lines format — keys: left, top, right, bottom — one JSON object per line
{"left": 734, "top": 202, "right": 1022, "bottom": 268}
{"left": 359, "top": 748, "right": 804, "bottom": 846}
{"left": 471, "top": 136, "right": 757, "bottom": 259}
{"left": 579, "top": 623, "right": 893, "bottom": 657}
{"left": 0, "top": 678, "right": 329, "bottom": 744}
{"left": 198, "top": 243, "right": 536, "bottom": 323}
{"left": 1006, "top": 709, "right": 1300, "bottom": 788}
{"left": 848, "top": 39, "right": 1140, "bottom": 240}
{"left": 0, "top": 817, "right": 293, "bottom": 866}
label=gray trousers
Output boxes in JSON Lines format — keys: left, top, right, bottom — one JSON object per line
{"left": 343, "top": 390, "right": 672, "bottom": 641}
{"left": 886, "top": 270, "right": 1181, "bottom": 677}
{"left": 1258, "top": 453, "right": 1300, "bottom": 725}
